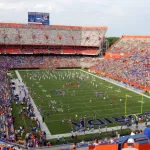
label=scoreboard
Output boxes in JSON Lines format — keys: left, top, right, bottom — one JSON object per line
{"left": 28, "top": 12, "right": 50, "bottom": 25}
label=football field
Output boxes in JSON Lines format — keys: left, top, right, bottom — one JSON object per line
{"left": 17, "top": 69, "right": 150, "bottom": 135}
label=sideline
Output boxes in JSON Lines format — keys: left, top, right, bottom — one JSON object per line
{"left": 15, "top": 70, "right": 52, "bottom": 138}
{"left": 79, "top": 69, "right": 150, "bottom": 99}
{"left": 41, "top": 122, "right": 150, "bottom": 140}
{"left": 12, "top": 79, "right": 28, "bottom": 129}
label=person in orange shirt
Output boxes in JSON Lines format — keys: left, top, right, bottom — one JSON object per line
{"left": 9, "top": 146, "right": 13, "bottom": 150}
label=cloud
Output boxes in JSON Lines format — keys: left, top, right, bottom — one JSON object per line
{"left": 0, "top": 0, "right": 149, "bottom": 36}
{"left": 35, "top": 4, "right": 44, "bottom": 8}
{"left": 0, "top": 0, "right": 70, "bottom": 12}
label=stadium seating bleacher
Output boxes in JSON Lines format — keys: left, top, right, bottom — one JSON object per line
{"left": 91, "top": 36, "right": 150, "bottom": 92}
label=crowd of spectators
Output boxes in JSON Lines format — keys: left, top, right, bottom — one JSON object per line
{"left": 92, "top": 37, "right": 150, "bottom": 91}
{"left": 0, "top": 142, "right": 22, "bottom": 150}
{"left": 11, "top": 79, "right": 53, "bottom": 148}
{"left": 109, "top": 37, "right": 149, "bottom": 56}
{"left": 92, "top": 56, "right": 150, "bottom": 89}
{"left": 0, "top": 55, "right": 101, "bottom": 69}
{"left": 79, "top": 136, "right": 119, "bottom": 146}
{"left": 0, "top": 70, "right": 16, "bottom": 143}
{"left": 73, "top": 129, "right": 144, "bottom": 149}
{"left": 0, "top": 69, "right": 53, "bottom": 148}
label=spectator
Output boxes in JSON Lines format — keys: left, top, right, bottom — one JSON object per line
{"left": 130, "top": 131, "right": 135, "bottom": 136}
{"left": 122, "top": 138, "right": 139, "bottom": 150}
{"left": 71, "top": 142, "right": 77, "bottom": 150}
{"left": 93, "top": 139, "right": 99, "bottom": 146}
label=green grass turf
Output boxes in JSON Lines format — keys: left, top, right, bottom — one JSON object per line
{"left": 14, "top": 69, "right": 150, "bottom": 135}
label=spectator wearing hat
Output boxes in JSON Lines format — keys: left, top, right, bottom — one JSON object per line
{"left": 122, "top": 138, "right": 139, "bottom": 150}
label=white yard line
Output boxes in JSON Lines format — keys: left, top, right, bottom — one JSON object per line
{"left": 43, "top": 108, "right": 142, "bottom": 118}
{"left": 79, "top": 69, "right": 150, "bottom": 99}
{"left": 42, "top": 105, "right": 145, "bottom": 110}
{"left": 15, "top": 70, "right": 52, "bottom": 138}
{"left": 18, "top": 69, "right": 78, "bottom": 71}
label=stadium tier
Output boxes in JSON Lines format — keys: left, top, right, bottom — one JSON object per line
{"left": 0, "top": 55, "right": 102, "bottom": 68}
{"left": 105, "top": 36, "right": 150, "bottom": 58}
{"left": 0, "top": 23, "right": 107, "bottom": 55}
{"left": 91, "top": 36, "right": 150, "bottom": 91}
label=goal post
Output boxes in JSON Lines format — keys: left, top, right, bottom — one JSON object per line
{"left": 124, "top": 94, "right": 144, "bottom": 117}
{"left": 141, "top": 95, "right": 144, "bottom": 114}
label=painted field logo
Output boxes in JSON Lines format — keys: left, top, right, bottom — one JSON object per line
{"left": 71, "top": 113, "right": 150, "bottom": 127}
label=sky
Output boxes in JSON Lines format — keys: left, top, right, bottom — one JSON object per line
{"left": 0, "top": 0, "right": 149, "bottom": 37}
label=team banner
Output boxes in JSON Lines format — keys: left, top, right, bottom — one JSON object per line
{"left": 28, "top": 12, "right": 50, "bottom": 25}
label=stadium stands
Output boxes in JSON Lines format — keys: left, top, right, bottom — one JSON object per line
{"left": 0, "top": 23, "right": 107, "bottom": 55}
{"left": 0, "top": 55, "right": 102, "bottom": 69}
{"left": 91, "top": 36, "right": 150, "bottom": 92}
{"left": 0, "top": 21, "right": 150, "bottom": 149}
{"left": 107, "top": 36, "right": 149, "bottom": 55}
{"left": 0, "top": 70, "right": 16, "bottom": 143}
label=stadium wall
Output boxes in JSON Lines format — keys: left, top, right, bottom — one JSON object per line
{"left": 0, "top": 23, "right": 107, "bottom": 48}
